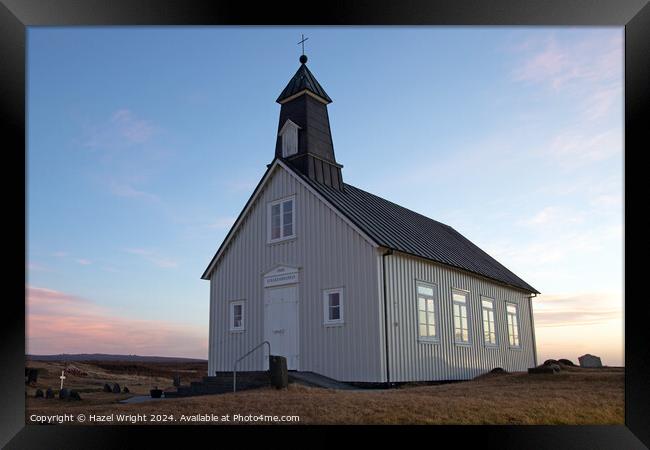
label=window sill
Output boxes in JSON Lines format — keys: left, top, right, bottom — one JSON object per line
{"left": 484, "top": 344, "right": 499, "bottom": 349}
{"left": 324, "top": 322, "right": 344, "bottom": 327}
{"left": 418, "top": 338, "right": 440, "bottom": 345}
{"left": 267, "top": 235, "right": 297, "bottom": 245}
{"left": 454, "top": 341, "right": 472, "bottom": 347}
{"left": 230, "top": 329, "right": 245, "bottom": 333}
{"left": 508, "top": 345, "right": 523, "bottom": 351}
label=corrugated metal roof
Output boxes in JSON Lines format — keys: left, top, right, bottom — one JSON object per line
{"left": 288, "top": 163, "right": 539, "bottom": 294}
{"left": 276, "top": 63, "right": 332, "bottom": 104}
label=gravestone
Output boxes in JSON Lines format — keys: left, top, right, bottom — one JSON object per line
{"left": 46, "top": 388, "right": 55, "bottom": 399}
{"left": 112, "top": 383, "right": 121, "bottom": 393}
{"left": 173, "top": 375, "right": 181, "bottom": 387}
{"left": 34, "top": 389, "right": 44, "bottom": 398}
{"left": 26, "top": 368, "right": 39, "bottom": 385}
{"left": 578, "top": 354, "right": 603, "bottom": 368}
{"left": 122, "top": 386, "right": 130, "bottom": 393}
{"left": 69, "top": 390, "right": 81, "bottom": 401}
{"left": 59, "top": 388, "right": 70, "bottom": 400}
{"left": 103, "top": 383, "right": 112, "bottom": 392}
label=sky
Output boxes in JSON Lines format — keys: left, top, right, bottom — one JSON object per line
{"left": 27, "top": 27, "right": 623, "bottom": 365}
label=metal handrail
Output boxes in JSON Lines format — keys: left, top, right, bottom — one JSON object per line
{"left": 232, "top": 340, "right": 270, "bottom": 393}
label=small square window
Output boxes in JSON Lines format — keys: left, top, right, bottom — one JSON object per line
{"left": 323, "top": 288, "right": 344, "bottom": 325}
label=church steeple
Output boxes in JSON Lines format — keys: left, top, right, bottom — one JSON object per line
{"left": 274, "top": 54, "right": 343, "bottom": 191}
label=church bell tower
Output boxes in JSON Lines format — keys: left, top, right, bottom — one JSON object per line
{"left": 275, "top": 53, "right": 344, "bottom": 191}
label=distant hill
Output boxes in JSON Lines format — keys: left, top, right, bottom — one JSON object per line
{"left": 27, "top": 353, "right": 207, "bottom": 363}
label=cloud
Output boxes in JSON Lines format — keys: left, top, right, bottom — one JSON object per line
{"left": 541, "top": 128, "right": 622, "bottom": 169}
{"left": 75, "top": 258, "right": 92, "bottom": 266}
{"left": 108, "top": 181, "right": 161, "bottom": 203}
{"left": 27, "top": 262, "right": 53, "bottom": 272}
{"left": 207, "top": 216, "right": 236, "bottom": 230}
{"left": 26, "top": 285, "right": 207, "bottom": 358}
{"left": 518, "top": 206, "right": 583, "bottom": 229}
{"left": 84, "top": 109, "right": 158, "bottom": 150}
{"left": 512, "top": 32, "right": 622, "bottom": 91}
{"left": 124, "top": 248, "right": 178, "bottom": 268}
{"left": 534, "top": 292, "right": 622, "bottom": 325}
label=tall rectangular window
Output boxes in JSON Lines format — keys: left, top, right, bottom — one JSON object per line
{"left": 506, "top": 303, "right": 520, "bottom": 347}
{"left": 417, "top": 283, "right": 438, "bottom": 341}
{"left": 268, "top": 196, "right": 295, "bottom": 243}
{"left": 230, "top": 300, "right": 245, "bottom": 332}
{"left": 452, "top": 290, "right": 470, "bottom": 343}
{"left": 323, "top": 288, "right": 344, "bottom": 325}
{"left": 481, "top": 297, "right": 497, "bottom": 346}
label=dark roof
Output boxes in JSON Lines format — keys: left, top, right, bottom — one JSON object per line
{"left": 288, "top": 163, "right": 539, "bottom": 294}
{"left": 276, "top": 63, "right": 332, "bottom": 104}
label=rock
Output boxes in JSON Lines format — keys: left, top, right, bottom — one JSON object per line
{"left": 59, "top": 388, "right": 70, "bottom": 400}
{"left": 578, "top": 354, "right": 603, "bottom": 368}
{"left": 25, "top": 368, "right": 39, "bottom": 385}
{"left": 103, "top": 383, "right": 112, "bottom": 392}
{"left": 112, "top": 383, "right": 121, "bottom": 393}
{"left": 543, "top": 359, "right": 559, "bottom": 366}
{"left": 69, "top": 390, "right": 81, "bottom": 401}
{"left": 528, "top": 364, "right": 560, "bottom": 374}
{"left": 46, "top": 388, "right": 55, "bottom": 399}
{"left": 490, "top": 367, "right": 507, "bottom": 374}
{"left": 558, "top": 358, "right": 576, "bottom": 367}
{"left": 122, "top": 386, "right": 129, "bottom": 393}
{"left": 35, "top": 389, "right": 44, "bottom": 398}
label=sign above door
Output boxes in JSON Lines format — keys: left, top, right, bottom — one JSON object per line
{"left": 263, "top": 265, "right": 300, "bottom": 288}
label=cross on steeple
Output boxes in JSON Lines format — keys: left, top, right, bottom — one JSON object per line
{"left": 298, "top": 34, "right": 309, "bottom": 60}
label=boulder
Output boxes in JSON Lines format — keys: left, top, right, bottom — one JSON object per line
{"left": 59, "top": 388, "right": 70, "bottom": 400}
{"left": 112, "top": 383, "right": 121, "bottom": 393}
{"left": 34, "top": 389, "right": 44, "bottom": 398}
{"left": 578, "top": 354, "right": 603, "bottom": 368}
{"left": 45, "top": 388, "right": 55, "bottom": 399}
{"left": 558, "top": 358, "right": 576, "bottom": 367}
{"left": 543, "top": 359, "right": 559, "bottom": 366}
{"left": 490, "top": 367, "right": 507, "bottom": 374}
{"left": 68, "top": 390, "right": 81, "bottom": 401}
{"left": 528, "top": 364, "right": 560, "bottom": 375}
{"left": 103, "top": 383, "right": 112, "bottom": 393}
{"left": 122, "top": 386, "right": 130, "bottom": 393}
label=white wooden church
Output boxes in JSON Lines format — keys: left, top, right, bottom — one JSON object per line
{"left": 202, "top": 53, "right": 539, "bottom": 383}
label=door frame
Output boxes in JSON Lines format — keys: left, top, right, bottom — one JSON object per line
{"left": 262, "top": 264, "right": 301, "bottom": 370}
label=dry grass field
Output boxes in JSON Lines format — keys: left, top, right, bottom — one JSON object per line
{"left": 25, "top": 360, "right": 624, "bottom": 425}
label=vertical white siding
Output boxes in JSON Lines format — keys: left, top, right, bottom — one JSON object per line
{"left": 384, "top": 252, "right": 536, "bottom": 382}
{"left": 208, "top": 165, "right": 383, "bottom": 382}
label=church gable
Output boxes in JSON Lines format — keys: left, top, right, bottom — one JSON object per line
{"left": 201, "top": 161, "right": 377, "bottom": 279}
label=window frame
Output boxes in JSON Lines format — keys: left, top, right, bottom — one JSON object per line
{"left": 480, "top": 296, "right": 498, "bottom": 347}
{"left": 229, "top": 300, "right": 245, "bottom": 332}
{"left": 506, "top": 302, "right": 521, "bottom": 348}
{"left": 452, "top": 288, "right": 471, "bottom": 345}
{"left": 323, "top": 287, "right": 344, "bottom": 326}
{"left": 267, "top": 195, "right": 296, "bottom": 244}
{"left": 416, "top": 281, "right": 440, "bottom": 343}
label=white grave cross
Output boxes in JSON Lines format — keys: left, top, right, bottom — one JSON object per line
{"left": 59, "top": 370, "right": 66, "bottom": 389}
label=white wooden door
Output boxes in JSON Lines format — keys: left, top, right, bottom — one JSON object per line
{"left": 264, "top": 285, "right": 299, "bottom": 370}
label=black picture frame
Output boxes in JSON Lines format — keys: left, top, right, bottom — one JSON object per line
{"left": 2, "top": 0, "right": 647, "bottom": 447}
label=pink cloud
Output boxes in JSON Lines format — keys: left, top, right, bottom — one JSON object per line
{"left": 26, "top": 286, "right": 207, "bottom": 359}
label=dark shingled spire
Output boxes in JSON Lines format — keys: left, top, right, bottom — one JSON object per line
{"left": 274, "top": 55, "right": 343, "bottom": 190}
{"left": 276, "top": 59, "right": 332, "bottom": 104}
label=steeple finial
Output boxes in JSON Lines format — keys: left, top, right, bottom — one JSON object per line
{"left": 298, "top": 34, "right": 309, "bottom": 64}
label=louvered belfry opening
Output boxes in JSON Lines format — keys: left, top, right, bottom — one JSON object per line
{"left": 275, "top": 56, "right": 344, "bottom": 191}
